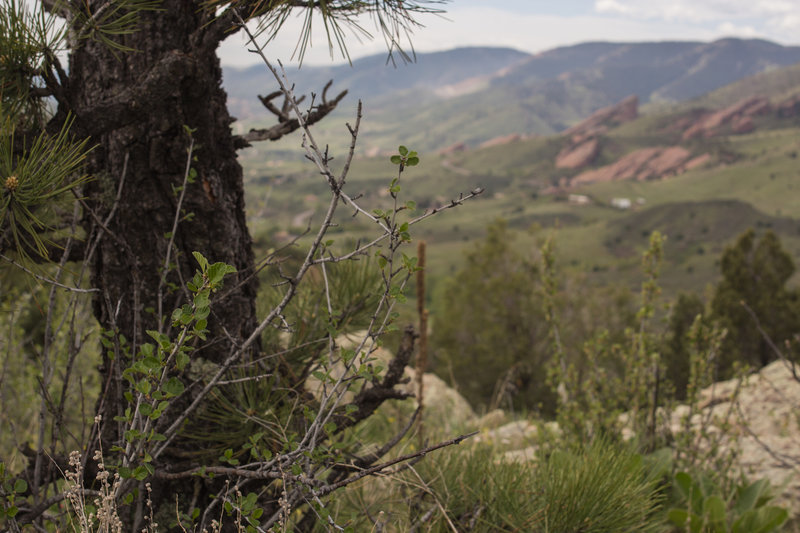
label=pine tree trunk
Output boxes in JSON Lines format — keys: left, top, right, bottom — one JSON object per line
{"left": 65, "top": 3, "right": 259, "bottom": 516}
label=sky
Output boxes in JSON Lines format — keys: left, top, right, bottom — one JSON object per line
{"left": 218, "top": 0, "right": 800, "bottom": 68}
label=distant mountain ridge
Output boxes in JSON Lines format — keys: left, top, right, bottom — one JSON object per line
{"left": 224, "top": 39, "right": 800, "bottom": 152}
{"left": 223, "top": 47, "right": 530, "bottom": 121}
{"left": 499, "top": 38, "right": 800, "bottom": 104}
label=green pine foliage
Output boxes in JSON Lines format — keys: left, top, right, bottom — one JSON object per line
{"left": 709, "top": 229, "right": 800, "bottom": 375}
{"left": 0, "top": 117, "right": 90, "bottom": 262}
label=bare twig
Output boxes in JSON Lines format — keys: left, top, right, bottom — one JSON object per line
{"left": 0, "top": 254, "right": 98, "bottom": 293}
{"left": 157, "top": 136, "right": 195, "bottom": 334}
{"left": 314, "top": 431, "right": 478, "bottom": 497}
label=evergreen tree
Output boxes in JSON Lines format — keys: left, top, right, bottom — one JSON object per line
{"left": 1, "top": 0, "right": 448, "bottom": 528}
{"left": 710, "top": 229, "right": 800, "bottom": 374}
{"left": 432, "top": 220, "right": 553, "bottom": 413}
{"left": 663, "top": 292, "right": 706, "bottom": 400}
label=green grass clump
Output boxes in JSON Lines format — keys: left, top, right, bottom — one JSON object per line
{"left": 531, "top": 438, "right": 663, "bottom": 533}
{"left": 327, "top": 438, "right": 663, "bottom": 532}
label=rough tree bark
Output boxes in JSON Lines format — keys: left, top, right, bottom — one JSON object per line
{"left": 62, "top": 4, "right": 262, "bottom": 516}
{"left": 69, "top": 4, "right": 258, "bottom": 363}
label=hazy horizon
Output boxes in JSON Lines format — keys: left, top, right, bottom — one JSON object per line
{"left": 217, "top": 0, "right": 800, "bottom": 68}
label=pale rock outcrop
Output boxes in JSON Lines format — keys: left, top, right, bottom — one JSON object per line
{"left": 399, "top": 371, "right": 477, "bottom": 433}
{"left": 667, "top": 360, "right": 800, "bottom": 514}
{"left": 304, "top": 331, "right": 476, "bottom": 433}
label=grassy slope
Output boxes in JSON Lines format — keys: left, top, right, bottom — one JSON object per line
{"left": 239, "top": 67, "right": 800, "bottom": 302}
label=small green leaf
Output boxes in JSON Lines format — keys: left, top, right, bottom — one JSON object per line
{"left": 390, "top": 155, "right": 402, "bottom": 165}
{"left": 133, "top": 466, "right": 148, "bottom": 481}
{"left": 13, "top": 479, "right": 27, "bottom": 493}
{"left": 398, "top": 145, "right": 408, "bottom": 156}
{"left": 734, "top": 478, "right": 770, "bottom": 515}
{"left": 136, "top": 379, "right": 152, "bottom": 395}
{"left": 704, "top": 495, "right": 726, "bottom": 525}
{"left": 192, "top": 251, "right": 209, "bottom": 272}
{"left": 667, "top": 508, "right": 689, "bottom": 526}
{"left": 176, "top": 351, "right": 190, "bottom": 370}
{"left": 194, "top": 291, "right": 210, "bottom": 309}
{"left": 163, "top": 377, "right": 185, "bottom": 397}
{"left": 406, "top": 156, "right": 419, "bottom": 166}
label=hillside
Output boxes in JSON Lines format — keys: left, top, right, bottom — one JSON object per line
{"left": 227, "top": 39, "right": 800, "bottom": 155}
{"left": 239, "top": 57, "right": 800, "bottom": 298}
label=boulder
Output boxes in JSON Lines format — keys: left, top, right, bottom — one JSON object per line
{"left": 476, "top": 409, "right": 507, "bottom": 430}
{"left": 399, "top": 370, "right": 477, "bottom": 433}
{"left": 668, "top": 360, "right": 800, "bottom": 515}
{"left": 304, "top": 331, "right": 476, "bottom": 433}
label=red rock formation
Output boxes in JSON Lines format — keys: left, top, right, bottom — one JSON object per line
{"left": 777, "top": 94, "right": 800, "bottom": 118}
{"left": 438, "top": 141, "right": 467, "bottom": 155}
{"left": 554, "top": 95, "right": 638, "bottom": 171}
{"left": 479, "top": 133, "right": 521, "bottom": 149}
{"left": 564, "top": 95, "right": 638, "bottom": 139}
{"left": 731, "top": 115, "right": 755, "bottom": 134}
{"left": 555, "top": 137, "right": 600, "bottom": 169}
{"left": 684, "top": 153, "right": 712, "bottom": 170}
{"left": 572, "top": 146, "right": 694, "bottom": 184}
{"left": 682, "top": 96, "right": 771, "bottom": 140}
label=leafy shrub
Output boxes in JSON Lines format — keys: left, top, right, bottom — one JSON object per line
{"left": 667, "top": 471, "right": 788, "bottom": 533}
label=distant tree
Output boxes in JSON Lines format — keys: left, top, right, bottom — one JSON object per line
{"left": 663, "top": 292, "right": 706, "bottom": 400}
{"left": 432, "top": 220, "right": 554, "bottom": 413}
{"left": 710, "top": 229, "right": 800, "bottom": 374}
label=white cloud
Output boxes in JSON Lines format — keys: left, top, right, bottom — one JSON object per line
{"left": 772, "top": 12, "right": 800, "bottom": 31}
{"left": 593, "top": 0, "right": 631, "bottom": 15}
{"left": 716, "top": 21, "right": 760, "bottom": 38}
{"left": 593, "top": 0, "right": 798, "bottom": 22}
